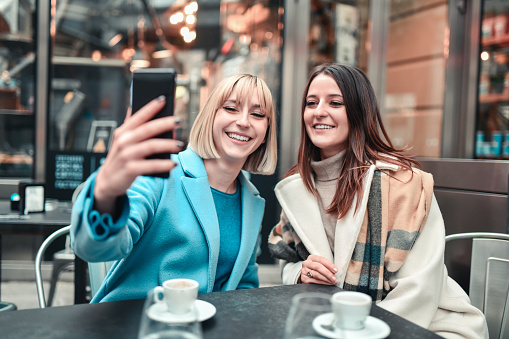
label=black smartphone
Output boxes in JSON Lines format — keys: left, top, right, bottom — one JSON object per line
{"left": 131, "top": 68, "right": 177, "bottom": 178}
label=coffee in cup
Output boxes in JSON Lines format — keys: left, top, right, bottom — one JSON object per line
{"left": 331, "top": 291, "right": 372, "bottom": 330}
{"left": 154, "top": 278, "right": 199, "bottom": 314}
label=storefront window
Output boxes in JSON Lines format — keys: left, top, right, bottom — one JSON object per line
{"left": 383, "top": 0, "right": 448, "bottom": 157}
{"left": 0, "top": 0, "right": 35, "bottom": 178}
{"left": 216, "top": 1, "right": 283, "bottom": 100}
{"left": 44, "top": 0, "right": 283, "bottom": 199}
{"left": 476, "top": 0, "right": 509, "bottom": 159}
{"left": 307, "top": 0, "right": 370, "bottom": 72}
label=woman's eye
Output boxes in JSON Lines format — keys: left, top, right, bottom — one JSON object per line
{"left": 223, "top": 106, "right": 237, "bottom": 112}
{"left": 305, "top": 101, "right": 317, "bottom": 107}
{"left": 251, "top": 112, "right": 266, "bottom": 118}
{"left": 330, "top": 101, "right": 343, "bottom": 107}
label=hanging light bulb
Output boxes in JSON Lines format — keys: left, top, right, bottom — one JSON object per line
{"left": 130, "top": 46, "right": 150, "bottom": 71}
{"left": 186, "top": 15, "right": 196, "bottom": 25}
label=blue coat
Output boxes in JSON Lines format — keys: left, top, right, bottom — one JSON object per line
{"left": 70, "top": 148, "right": 264, "bottom": 303}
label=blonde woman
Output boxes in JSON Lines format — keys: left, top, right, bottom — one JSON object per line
{"left": 71, "top": 74, "right": 277, "bottom": 303}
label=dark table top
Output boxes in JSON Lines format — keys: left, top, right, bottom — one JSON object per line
{"left": 0, "top": 284, "right": 441, "bottom": 339}
{"left": 0, "top": 200, "right": 71, "bottom": 234}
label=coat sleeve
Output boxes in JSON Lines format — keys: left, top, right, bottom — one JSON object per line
{"left": 268, "top": 209, "right": 308, "bottom": 285}
{"left": 70, "top": 172, "right": 164, "bottom": 262}
{"left": 280, "top": 260, "right": 302, "bottom": 285}
{"left": 378, "top": 195, "right": 488, "bottom": 339}
{"left": 378, "top": 195, "right": 445, "bottom": 324}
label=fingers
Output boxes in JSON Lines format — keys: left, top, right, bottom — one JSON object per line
{"left": 127, "top": 159, "right": 178, "bottom": 176}
{"left": 123, "top": 95, "right": 167, "bottom": 129}
{"left": 301, "top": 255, "right": 338, "bottom": 285}
{"left": 308, "top": 254, "right": 338, "bottom": 275}
{"left": 124, "top": 107, "right": 133, "bottom": 122}
{"left": 301, "top": 268, "right": 334, "bottom": 285}
{"left": 301, "top": 265, "right": 338, "bottom": 285}
{"left": 120, "top": 138, "right": 185, "bottom": 160}
{"left": 113, "top": 115, "right": 182, "bottom": 151}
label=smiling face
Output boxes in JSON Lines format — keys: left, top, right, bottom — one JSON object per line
{"left": 212, "top": 87, "right": 269, "bottom": 167}
{"left": 303, "top": 74, "right": 349, "bottom": 159}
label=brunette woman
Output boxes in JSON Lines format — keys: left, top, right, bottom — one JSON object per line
{"left": 269, "top": 63, "right": 487, "bottom": 339}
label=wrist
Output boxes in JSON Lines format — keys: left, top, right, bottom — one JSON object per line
{"left": 93, "top": 177, "right": 119, "bottom": 215}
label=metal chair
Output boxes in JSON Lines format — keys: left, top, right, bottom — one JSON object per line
{"left": 35, "top": 224, "right": 115, "bottom": 307}
{"left": 0, "top": 301, "right": 17, "bottom": 312}
{"left": 45, "top": 227, "right": 75, "bottom": 306}
{"left": 43, "top": 182, "right": 85, "bottom": 306}
{"left": 34, "top": 225, "right": 72, "bottom": 308}
{"left": 445, "top": 232, "right": 509, "bottom": 339}
{"left": 88, "top": 260, "right": 115, "bottom": 297}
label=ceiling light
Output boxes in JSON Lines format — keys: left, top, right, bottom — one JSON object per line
{"left": 152, "top": 41, "right": 173, "bottom": 59}
{"left": 184, "top": 4, "right": 193, "bottom": 15}
{"left": 108, "top": 34, "right": 123, "bottom": 47}
{"left": 186, "top": 15, "right": 196, "bottom": 25}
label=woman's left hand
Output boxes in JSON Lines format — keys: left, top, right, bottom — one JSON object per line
{"left": 301, "top": 254, "right": 338, "bottom": 285}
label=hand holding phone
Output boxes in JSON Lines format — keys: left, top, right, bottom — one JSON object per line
{"left": 131, "top": 68, "right": 177, "bottom": 177}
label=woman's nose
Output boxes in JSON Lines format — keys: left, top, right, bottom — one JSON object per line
{"left": 236, "top": 112, "right": 250, "bottom": 127}
{"left": 314, "top": 102, "right": 327, "bottom": 117}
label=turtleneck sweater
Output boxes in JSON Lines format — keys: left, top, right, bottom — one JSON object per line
{"left": 310, "top": 150, "right": 345, "bottom": 253}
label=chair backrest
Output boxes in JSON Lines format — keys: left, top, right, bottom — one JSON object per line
{"left": 34, "top": 225, "right": 115, "bottom": 308}
{"left": 88, "top": 260, "right": 115, "bottom": 297}
{"left": 35, "top": 225, "right": 72, "bottom": 308}
{"left": 35, "top": 183, "right": 116, "bottom": 307}
{"left": 445, "top": 232, "right": 509, "bottom": 339}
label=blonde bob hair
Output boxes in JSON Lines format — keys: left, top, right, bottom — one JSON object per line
{"left": 188, "top": 74, "right": 277, "bottom": 175}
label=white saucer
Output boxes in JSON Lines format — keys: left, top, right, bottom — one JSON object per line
{"left": 312, "top": 313, "right": 391, "bottom": 339}
{"left": 147, "top": 300, "right": 216, "bottom": 323}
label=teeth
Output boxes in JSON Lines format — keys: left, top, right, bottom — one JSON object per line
{"left": 227, "top": 133, "right": 250, "bottom": 141}
{"left": 315, "top": 125, "right": 333, "bottom": 129}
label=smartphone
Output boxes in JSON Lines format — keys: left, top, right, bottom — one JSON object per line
{"left": 131, "top": 68, "right": 177, "bottom": 178}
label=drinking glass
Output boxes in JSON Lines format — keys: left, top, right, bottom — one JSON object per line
{"left": 284, "top": 292, "right": 333, "bottom": 339}
{"left": 138, "top": 288, "right": 203, "bottom": 339}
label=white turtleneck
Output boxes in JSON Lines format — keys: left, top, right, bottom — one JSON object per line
{"left": 309, "top": 150, "right": 345, "bottom": 253}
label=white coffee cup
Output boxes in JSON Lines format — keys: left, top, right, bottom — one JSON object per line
{"left": 331, "top": 291, "right": 372, "bottom": 330}
{"left": 153, "top": 278, "right": 199, "bottom": 314}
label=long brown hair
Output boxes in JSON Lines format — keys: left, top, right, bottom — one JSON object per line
{"left": 286, "top": 63, "right": 420, "bottom": 218}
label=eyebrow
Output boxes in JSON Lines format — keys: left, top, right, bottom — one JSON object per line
{"left": 306, "top": 94, "right": 343, "bottom": 99}
{"left": 224, "top": 99, "right": 262, "bottom": 109}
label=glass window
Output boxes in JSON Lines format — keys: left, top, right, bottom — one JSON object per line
{"left": 476, "top": 0, "right": 509, "bottom": 159}
{"left": 45, "top": 0, "right": 284, "bottom": 199}
{"left": 383, "top": 0, "right": 448, "bottom": 157}
{"left": 307, "top": 0, "right": 370, "bottom": 73}
{"left": 0, "top": 0, "right": 36, "bottom": 178}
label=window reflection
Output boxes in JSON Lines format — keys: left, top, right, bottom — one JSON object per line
{"left": 383, "top": 0, "right": 447, "bottom": 157}
{"left": 0, "top": 0, "right": 36, "bottom": 178}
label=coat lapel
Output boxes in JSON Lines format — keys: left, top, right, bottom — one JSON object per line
{"left": 275, "top": 175, "right": 334, "bottom": 262}
{"left": 178, "top": 149, "right": 220, "bottom": 290}
{"left": 223, "top": 171, "right": 265, "bottom": 290}
{"left": 178, "top": 150, "right": 265, "bottom": 291}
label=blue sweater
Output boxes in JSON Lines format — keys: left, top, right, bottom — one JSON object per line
{"left": 211, "top": 186, "right": 241, "bottom": 291}
{"left": 70, "top": 148, "right": 264, "bottom": 303}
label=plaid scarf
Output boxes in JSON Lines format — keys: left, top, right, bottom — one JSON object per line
{"left": 268, "top": 168, "right": 433, "bottom": 302}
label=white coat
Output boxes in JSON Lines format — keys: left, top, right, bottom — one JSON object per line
{"left": 276, "top": 162, "right": 488, "bottom": 339}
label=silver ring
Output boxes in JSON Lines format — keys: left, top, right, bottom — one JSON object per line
{"left": 307, "top": 271, "right": 313, "bottom": 278}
